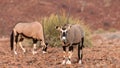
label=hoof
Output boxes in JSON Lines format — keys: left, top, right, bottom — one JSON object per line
{"left": 78, "top": 60, "right": 82, "bottom": 64}
{"left": 32, "top": 51, "right": 37, "bottom": 55}
{"left": 42, "top": 51, "right": 47, "bottom": 54}
{"left": 66, "top": 60, "right": 71, "bottom": 64}
{"left": 14, "top": 51, "right": 17, "bottom": 55}
{"left": 23, "top": 49, "right": 26, "bottom": 53}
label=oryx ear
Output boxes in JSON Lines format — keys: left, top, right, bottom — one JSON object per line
{"left": 67, "top": 24, "right": 72, "bottom": 30}
{"left": 55, "top": 26, "right": 61, "bottom": 31}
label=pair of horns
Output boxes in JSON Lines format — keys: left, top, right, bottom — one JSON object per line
{"left": 57, "top": 0, "right": 71, "bottom": 24}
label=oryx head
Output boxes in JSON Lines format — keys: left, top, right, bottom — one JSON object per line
{"left": 55, "top": 24, "right": 71, "bottom": 42}
{"left": 56, "top": 1, "right": 71, "bottom": 42}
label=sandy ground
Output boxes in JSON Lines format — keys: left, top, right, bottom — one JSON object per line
{"left": 0, "top": 33, "right": 120, "bottom": 68}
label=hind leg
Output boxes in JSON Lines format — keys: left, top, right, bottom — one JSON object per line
{"left": 14, "top": 42, "right": 17, "bottom": 55}
{"left": 32, "top": 39, "right": 38, "bottom": 55}
{"left": 14, "top": 33, "right": 19, "bottom": 55}
{"left": 78, "top": 43, "right": 83, "bottom": 64}
{"left": 19, "top": 35, "right": 26, "bottom": 53}
{"left": 78, "top": 37, "right": 84, "bottom": 64}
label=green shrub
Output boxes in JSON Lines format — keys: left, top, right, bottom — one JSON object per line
{"left": 42, "top": 14, "right": 92, "bottom": 47}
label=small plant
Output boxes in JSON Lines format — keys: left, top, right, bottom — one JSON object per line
{"left": 108, "top": 28, "right": 117, "bottom": 32}
{"left": 95, "top": 28, "right": 106, "bottom": 34}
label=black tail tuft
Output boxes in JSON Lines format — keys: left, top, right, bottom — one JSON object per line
{"left": 10, "top": 31, "right": 14, "bottom": 50}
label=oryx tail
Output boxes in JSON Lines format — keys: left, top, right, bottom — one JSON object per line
{"left": 10, "top": 30, "right": 14, "bottom": 50}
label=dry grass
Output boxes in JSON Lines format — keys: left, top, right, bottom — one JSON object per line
{"left": 42, "top": 14, "right": 92, "bottom": 47}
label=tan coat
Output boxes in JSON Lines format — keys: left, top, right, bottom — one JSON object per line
{"left": 14, "top": 21, "right": 45, "bottom": 45}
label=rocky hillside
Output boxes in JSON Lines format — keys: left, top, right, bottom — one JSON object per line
{"left": 0, "top": 0, "right": 120, "bottom": 37}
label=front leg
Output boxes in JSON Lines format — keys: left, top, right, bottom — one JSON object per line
{"left": 32, "top": 39, "right": 38, "bottom": 55}
{"left": 62, "top": 46, "right": 67, "bottom": 64}
{"left": 42, "top": 42, "right": 48, "bottom": 54}
{"left": 78, "top": 43, "right": 83, "bottom": 64}
{"left": 66, "top": 46, "right": 73, "bottom": 64}
{"left": 14, "top": 33, "right": 19, "bottom": 55}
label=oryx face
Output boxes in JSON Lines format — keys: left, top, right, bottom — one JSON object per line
{"left": 60, "top": 27, "right": 68, "bottom": 42}
{"left": 56, "top": 24, "right": 71, "bottom": 42}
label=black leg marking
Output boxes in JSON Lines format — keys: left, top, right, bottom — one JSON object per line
{"left": 32, "top": 38, "right": 38, "bottom": 55}
{"left": 42, "top": 42, "right": 48, "bottom": 52}
{"left": 62, "top": 46, "right": 67, "bottom": 64}
{"left": 33, "top": 39, "right": 38, "bottom": 44}
{"left": 68, "top": 46, "right": 73, "bottom": 59}
{"left": 19, "top": 35, "right": 24, "bottom": 42}
{"left": 81, "top": 37, "right": 84, "bottom": 48}
{"left": 13, "top": 33, "right": 19, "bottom": 55}
{"left": 78, "top": 42, "right": 83, "bottom": 64}
{"left": 69, "top": 46, "right": 73, "bottom": 52}
{"left": 33, "top": 38, "right": 38, "bottom": 51}
{"left": 15, "top": 33, "right": 19, "bottom": 43}
{"left": 62, "top": 46, "right": 66, "bottom": 59}
{"left": 63, "top": 46, "right": 66, "bottom": 52}
{"left": 78, "top": 43, "right": 81, "bottom": 60}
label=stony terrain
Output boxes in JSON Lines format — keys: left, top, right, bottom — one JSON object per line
{"left": 0, "top": 32, "right": 120, "bottom": 68}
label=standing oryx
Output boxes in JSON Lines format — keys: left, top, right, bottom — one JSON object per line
{"left": 10, "top": 21, "right": 48, "bottom": 55}
{"left": 55, "top": 24, "right": 84, "bottom": 64}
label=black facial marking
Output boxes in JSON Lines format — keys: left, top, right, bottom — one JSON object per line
{"left": 62, "top": 27, "right": 66, "bottom": 30}
{"left": 63, "top": 32, "right": 66, "bottom": 36}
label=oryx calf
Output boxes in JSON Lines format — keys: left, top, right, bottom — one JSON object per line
{"left": 55, "top": 24, "right": 84, "bottom": 64}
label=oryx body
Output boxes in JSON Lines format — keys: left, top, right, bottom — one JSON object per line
{"left": 10, "top": 21, "right": 47, "bottom": 55}
{"left": 56, "top": 24, "right": 84, "bottom": 64}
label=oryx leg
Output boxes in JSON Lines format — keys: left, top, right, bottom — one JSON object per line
{"left": 14, "top": 33, "right": 19, "bottom": 55}
{"left": 62, "top": 46, "right": 67, "bottom": 64}
{"left": 42, "top": 42, "right": 48, "bottom": 53}
{"left": 78, "top": 37, "right": 84, "bottom": 64}
{"left": 41, "top": 41, "right": 47, "bottom": 54}
{"left": 66, "top": 46, "right": 73, "bottom": 64}
{"left": 19, "top": 36, "right": 26, "bottom": 53}
{"left": 78, "top": 43, "right": 83, "bottom": 64}
{"left": 32, "top": 39, "right": 38, "bottom": 55}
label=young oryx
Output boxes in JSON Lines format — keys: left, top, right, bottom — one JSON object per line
{"left": 55, "top": 24, "right": 84, "bottom": 64}
{"left": 10, "top": 21, "right": 47, "bottom": 55}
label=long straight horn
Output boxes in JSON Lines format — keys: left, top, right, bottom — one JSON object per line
{"left": 66, "top": 0, "right": 71, "bottom": 24}
{"left": 42, "top": 20, "right": 45, "bottom": 40}
{"left": 57, "top": 7, "right": 61, "bottom": 23}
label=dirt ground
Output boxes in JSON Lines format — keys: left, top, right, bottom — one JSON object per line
{"left": 0, "top": 32, "right": 120, "bottom": 68}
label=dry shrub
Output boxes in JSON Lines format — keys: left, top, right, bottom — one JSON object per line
{"left": 42, "top": 14, "right": 92, "bottom": 47}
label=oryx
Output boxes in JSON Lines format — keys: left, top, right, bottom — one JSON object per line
{"left": 10, "top": 21, "right": 48, "bottom": 55}
{"left": 55, "top": 24, "right": 84, "bottom": 64}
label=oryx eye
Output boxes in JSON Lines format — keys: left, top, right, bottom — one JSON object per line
{"left": 60, "top": 30, "right": 62, "bottom": 33}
